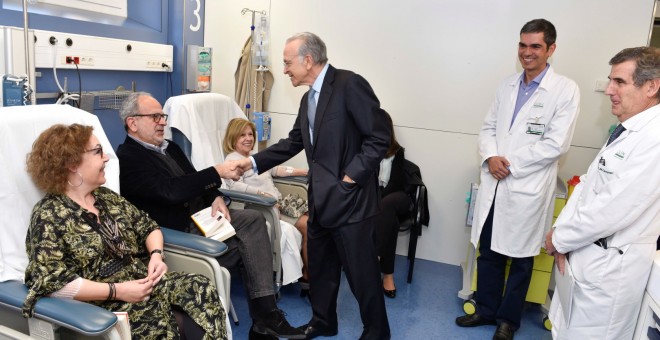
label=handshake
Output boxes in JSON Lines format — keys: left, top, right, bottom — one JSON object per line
{"left": 214, "top": 158, "right": 255, "bottom": 180}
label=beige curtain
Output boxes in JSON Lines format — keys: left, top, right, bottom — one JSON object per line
{"left": 234, "top": 36, "right": 274, "bottom": 116}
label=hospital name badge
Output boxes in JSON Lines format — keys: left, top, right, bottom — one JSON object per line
{"left": 526, "top": 122, "right": 545, "bottom": 135}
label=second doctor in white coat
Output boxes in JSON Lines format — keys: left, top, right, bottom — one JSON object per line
{"left": 471, "top": 65, "right": 581, "bottom": 257}
{"left": 458, "top": 19, "right": 580, "bottom": 339}
{"left": 546, "top": 46, "right": 660, "bottom": 340}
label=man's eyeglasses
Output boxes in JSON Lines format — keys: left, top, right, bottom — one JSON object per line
{"left": 130, "top": 113, "right": 169, "bottom": 122}
{"left": 85, "top": 146, "right": 104, "bottom": 156}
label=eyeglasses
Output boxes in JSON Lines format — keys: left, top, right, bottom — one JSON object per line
{"left": 130, "top": 113, "right": 168, "bottom": 122}
{"left": 85, "top": 146, "right": 104, "bottom": 156}
{"left": 283, "top": 55, "right": 301, "bottom": 68}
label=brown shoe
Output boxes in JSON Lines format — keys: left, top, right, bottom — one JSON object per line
{"left": 492, "top": 322, "right": 515, "bottom": 340}
{"left": 455, "top": 313, "right": 497, "bottom": 327}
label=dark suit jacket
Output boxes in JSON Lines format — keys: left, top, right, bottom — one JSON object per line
{"left": 253, "top": 65, "right": 391, "bottom": 227}
{"left": 117, "top": 136, "right": 222, "bottom": 231}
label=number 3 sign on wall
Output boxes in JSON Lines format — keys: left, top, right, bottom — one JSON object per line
{"left": 189, "top": 0, "right": 201, "bottom": 32}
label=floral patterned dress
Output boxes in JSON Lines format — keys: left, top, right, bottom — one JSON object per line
{"left": 22, "top": 186, "right": 228, "bottom": 339}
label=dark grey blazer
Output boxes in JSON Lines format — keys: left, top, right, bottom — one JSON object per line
{"left": 253, "top": 64, "right": 391, "bottom": 227}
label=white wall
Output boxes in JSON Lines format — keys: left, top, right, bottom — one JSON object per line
{"left": 205, "top": 0, "right": 656, "bottom": 265}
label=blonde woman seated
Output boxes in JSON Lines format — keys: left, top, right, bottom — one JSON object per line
{"left": 222, "top": 118, "right": 309, "bottom": 286}
{"left": 23, "top": 124, "right": 227, "bottom": 339}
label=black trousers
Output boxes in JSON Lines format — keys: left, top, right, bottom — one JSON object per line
{"left": 475, "top": 202, "right": 534, "bottom": 329}
{"left": 374, "top": 191, "right": 411, "bottom": 274}
{"left": 307, "top": 215, "right": 390, "bottom": 340}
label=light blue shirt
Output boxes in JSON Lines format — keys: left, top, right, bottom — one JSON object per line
{"left": 251, "top": 63, "right": 330, "bottom": 173}
{"left": 309, "top": 63, "right": 329, "bottom": 141}
{"left": 511, "top": 64, "right": 549, "bottom": 128}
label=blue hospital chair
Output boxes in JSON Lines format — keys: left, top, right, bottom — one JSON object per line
{"left": 0, "top": 104, "right": 232, "bottom": 339}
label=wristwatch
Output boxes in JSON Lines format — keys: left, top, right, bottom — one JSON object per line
{"left": 150, "top": 249, "right": 165, "bottom": 259}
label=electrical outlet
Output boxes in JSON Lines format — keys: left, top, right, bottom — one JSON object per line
{"left": 65, "top": 56, "right": 80, "bottom": 64}
{"left": 79, "top": 57, "right": 94, "bottom": 66}
{"left": 145, "top": 60, "right": 172, "bottom": 70}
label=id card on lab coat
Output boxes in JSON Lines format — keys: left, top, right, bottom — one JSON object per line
{"left": 526, "top": 122, "right": 545, "bottom": 135}
{"left": 554, "top": 259, "right": 575, "bottom": 327}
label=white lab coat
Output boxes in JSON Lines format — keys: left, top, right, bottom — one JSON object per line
{"left": 549, "top": 104, "right": 660, "bottom": 339}
{"left": 471, "top": 66, "right": 580, "bottom": 257}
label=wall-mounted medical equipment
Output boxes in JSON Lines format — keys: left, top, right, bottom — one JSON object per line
{"left": 0, "top": 26, "right": 36, "bottom": 105}
{"left": 186, "top": 45, "right": 212, "bottom": 92}
{"left": 2, "top": 75, "right": 31, "bottom": 106}
{"left": 33, "top": 29, "right": 173, "bottom": 72}
{"left": 251, "top": 111, "right": 271, "bottom": 142}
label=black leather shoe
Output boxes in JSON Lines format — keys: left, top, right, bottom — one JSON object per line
{"left": 455, "top": 313, "right": 497, "bottom": 327}
{"left": 383, "top": 287, "right": 396, "bottom": 298}
{"left": 249, "top": 327, "right": 278, "bottom": 340}
{"left": 492, "top": 322, "right": 515, "bottom": 340}
{"left": 297, "top": 323, "right": 339, "bottom": 339}
{"left": 382, "top": 278, "right": 396, "bottom": 298}
{"left": 252, "top": 309, "right": 306, "bottom": 339}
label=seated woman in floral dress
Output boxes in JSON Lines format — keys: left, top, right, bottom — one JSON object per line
{"left": 22, "top": 123, "right": 228, "bottom": 339}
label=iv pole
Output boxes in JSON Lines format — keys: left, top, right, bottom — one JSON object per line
{"left": 22, "top": 0, "right": 34, "bottom": 104}
{"left": 241, "top": 8, "right": 266, "bottom": 120}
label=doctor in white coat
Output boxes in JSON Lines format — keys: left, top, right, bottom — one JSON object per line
{"left": 546, "top": 46, "right": 660, "bottom": 339}
{"left": 456, "top": 19, "right": 580, "bottom": 340}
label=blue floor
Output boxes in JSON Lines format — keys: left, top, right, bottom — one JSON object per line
{"left": 229, "top": 255, "right": 553, "bottom": 339}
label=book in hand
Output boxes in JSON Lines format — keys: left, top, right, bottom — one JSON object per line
{"left": 191, "top": 206, "right": 236, "bottom": 242}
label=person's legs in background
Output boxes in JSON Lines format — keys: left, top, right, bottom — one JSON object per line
{"left": 294, "top": 213, "right": 310, "bottom": 297}
{"left": 374, "top": 191, "right": 411, "bottom": 298}
{"left": 294, "top": 214, "right": 309, "bottom": 281}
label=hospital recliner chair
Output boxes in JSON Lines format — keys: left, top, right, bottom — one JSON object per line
{"left": 163, "top": 93, "right": 286, "bottom": 317}
{"left": 0, "top": 104, "right": 232, "bottom": 339}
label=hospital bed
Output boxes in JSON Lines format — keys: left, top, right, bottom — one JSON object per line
{"left": 0, "top": 104, "right": 232, "bottom": 339}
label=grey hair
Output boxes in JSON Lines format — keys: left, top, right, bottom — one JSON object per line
{"left": 119, "top": 91, "right": 152, "bottom": 130}
{"left": 286, "top": 32, "right": 328, "bottom": 65}
{"left": 610, "top": 47, "right": 660, "bottom": 99}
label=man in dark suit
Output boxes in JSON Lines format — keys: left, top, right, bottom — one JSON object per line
{"left": 116, "top": 92, "right": 304, "bottom": 340}
{"left": 237, "top": 32, "right": 391, "bottom": 340}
